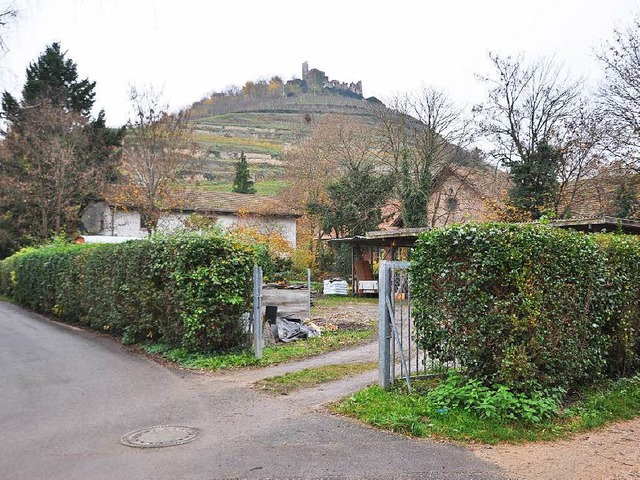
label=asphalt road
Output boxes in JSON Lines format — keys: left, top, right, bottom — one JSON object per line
{"left": 0, "top": 301, "right": 506, "bottom": 480}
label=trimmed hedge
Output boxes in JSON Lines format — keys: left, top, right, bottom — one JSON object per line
{"left": 411, "top": 223, "right": 640, "bottom": 396}
{"left": 0, "top": 232, "right": 256, "bottom": 352}
{"left": 595, "top": 234, "right": 640, "bottom": 378}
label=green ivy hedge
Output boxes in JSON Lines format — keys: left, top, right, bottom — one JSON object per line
{"left": 595, "top": 234, "right": 640, "bottom": 378}
{"left": 411, "top": 223, "right": 640, "bottom": 396}
{"left": 0, "top": 232, "right": 256, "bottom": 352}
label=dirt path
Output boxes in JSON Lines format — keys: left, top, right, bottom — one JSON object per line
{"left": 216, "top": 340, "right": 378, "bottom": 385}
{"left": 473, "top": 419, "right": 640, "bottom": 480}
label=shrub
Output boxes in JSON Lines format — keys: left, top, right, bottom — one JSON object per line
{"left": 1, "top": 232, "right": 256, "bottom": 353}
{"left": 226, "top": 224, "right": 293, "bottom": 282}
{"left": 8, "top": 243, "right": 96, "bottom": 317}
{"left": 150, "top": 233, "right": 255, "bottom": 351}
{"left": 594, "top": 234, "right": 640, "bottom": 378}
{"left": 84, "top": 241, "right": 159, "bottom": 338}
{"left": 411, "top": 223, "right": 607, "bottom": 395}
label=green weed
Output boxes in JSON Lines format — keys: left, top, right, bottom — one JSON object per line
{"left": 141, "top": 327, "right": 376, "bottom": 370}
{"left": 333, "top": 375, "right": 640, "bottom": 444}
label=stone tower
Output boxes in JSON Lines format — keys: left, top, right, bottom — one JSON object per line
{"left": 302, "top": 61, "right": 309, "bottom": 81}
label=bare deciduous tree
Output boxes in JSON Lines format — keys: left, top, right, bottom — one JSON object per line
{"left": 554, "top": 106, "right": 608, "bottom": 217}
{"left": 597, "top": 17, "right": 640, "bottom": 170}
{"left": 119, "top": 86, "right": 201, "bottom": 232}
{"left": 280, "top": 115, "right": 381, "bottom": 271}
{"left": 475, "top": 53, "right": 583, "bottom": 218}
{"left": 282, "top": 114, "right": 376, "bottom": 209}
{"left": 0, "top": 3, "right": 17, "bottom": 53}
{"left": 372, "top": 87, "right": 471, "bottom": 227}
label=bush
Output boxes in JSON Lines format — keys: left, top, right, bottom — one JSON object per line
{"left": 411, "top": 223, "right": 607, "bottom": 395}
{"left": 226, "top": 224, "right": 294, "bottom": 282}
{"left": 0, "top": 232, "right": 256, "bottom": 352}
{"left": 150, "top": 234, "right": 255, "bottom": 351}
{"left": 594, "top": 234, "right": 640, "bottom": 378}
{"left": 8, "top": 243, "right": 96, "bottom": 318}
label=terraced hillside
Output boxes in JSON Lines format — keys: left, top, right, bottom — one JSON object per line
{"left": 188, "top": 93, "right": 382, "bottom": 196}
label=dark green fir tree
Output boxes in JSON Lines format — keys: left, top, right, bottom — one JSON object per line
{"left": 232, "top": 151, "right": 256, "bottom": 194}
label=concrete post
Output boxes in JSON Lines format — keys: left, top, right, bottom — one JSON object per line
{"left": 253, "top": 265, "right": 263, "bottom": 358}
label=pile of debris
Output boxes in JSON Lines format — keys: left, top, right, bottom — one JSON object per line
{"left": 264, "top": 305, "right": 321, "bottom": 343}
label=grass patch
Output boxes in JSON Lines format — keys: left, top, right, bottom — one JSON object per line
{"left": 195, "top": 179, "right": 287, "bottom": 196}
{"left": 256, "top": 361, "right": 377, "bottom": 395}
{"left": 313, "top": 295, "right": 378, "bottom": 309}
{"left": 332, "top": 376, "right": 640, "bottom": 444}
{"left": 140, "top": 327, "right": 376, "bottom": 370}
{"left": 195, "top": 132, "right": 283, "bottom": 156}
{"left": 196, "top": 112, "right": 307, "bottom": 131}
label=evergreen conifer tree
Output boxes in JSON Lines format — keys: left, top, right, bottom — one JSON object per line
{"left": 2, "top": 42, "right": 96, "bottom": 121}
{"left": 232, "top": 151, "right": 256, "bottom": 194}
{"left": 505, "top": 141, "right": 561, "bottom": 219}
{"left": 0, "top": 43, "right": 123, "bottom": 257}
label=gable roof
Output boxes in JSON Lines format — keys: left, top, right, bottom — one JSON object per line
{"left": 381, "top": 163, "right": 511, "bottom": 229}
{"left": 102, "top": 186, "right": 301, "bottom": 218}
{"left": 431, "top": 164, "right": 511, "bottom": 202}
{"left": 559, "top": 169, "right": 640, "bottom": 219}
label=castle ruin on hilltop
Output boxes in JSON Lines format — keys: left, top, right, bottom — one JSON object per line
{"left": 301, "top": 61, "right": 363, "bottom": 97}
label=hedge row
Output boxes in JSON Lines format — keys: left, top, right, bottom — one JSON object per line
{"left": 0, "top": 233, "right": 256, "bottom": 352}
{"left": 411, "top": 223, "right": 640, "bottom": 396}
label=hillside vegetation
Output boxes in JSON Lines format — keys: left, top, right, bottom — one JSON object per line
{"left": 187, "top": 87, "right": 382, "bottom": 194}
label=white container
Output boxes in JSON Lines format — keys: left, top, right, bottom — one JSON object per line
{"left": 323, "top": 278, "right": 349, "bottom": 295}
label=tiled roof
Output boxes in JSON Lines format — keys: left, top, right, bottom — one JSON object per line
{"left": 102, "top": 186, "right": 301, "bottom": 218}
{"left": 379, "top": 164, "right": 511, "bottom": 229}
{"left": 560, "top": 171, "right": 639, "bottom": 219}
{"left": 433, "top": 164, "right": 511, "bottom": 202}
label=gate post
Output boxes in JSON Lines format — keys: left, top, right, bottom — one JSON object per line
{"left": 378, "top": 261, "right": 391, "bottom": 389}
{"left": 253, "top": 265, "right": 263, "bottom": 358}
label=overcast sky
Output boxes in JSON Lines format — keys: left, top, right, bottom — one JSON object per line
{"left": 2, "top": 0, "right": 640, "bottom": 127}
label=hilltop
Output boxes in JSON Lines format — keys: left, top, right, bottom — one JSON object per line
{"left": 185, "top": 63, "right": 384, "bottom": 195}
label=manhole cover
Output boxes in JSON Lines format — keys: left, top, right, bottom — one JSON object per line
{"left": 121, "top": 425, "right": 200, "bottom": 448}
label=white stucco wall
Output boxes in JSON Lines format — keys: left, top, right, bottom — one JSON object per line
{"left": 100, "top": 208, "right": 148, "bottom": 238}
{"left": 85, "top": 204, "right": 298, "bottom": 247}
{"left": 226, "top": 215, "right": 297, "bottom": 247}
{"left": 156, "top": 213, "right": 190, "bottom": 234}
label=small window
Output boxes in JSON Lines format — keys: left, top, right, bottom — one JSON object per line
{"left": 446, "top": 196, "right": 459, "bottom": 211}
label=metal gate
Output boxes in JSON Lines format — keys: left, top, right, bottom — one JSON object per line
{"left": 378, "top": 260, "right": 459, "bottom": 393}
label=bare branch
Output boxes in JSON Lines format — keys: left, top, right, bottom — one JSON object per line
{"left": 597, "top": 16, "right": 640, "bottom": 170}
{"left": 477, "top": 53, "right": 582, "bottom": 165}
{"left": 119, "top": 86, "right": 202, "bottom": 232}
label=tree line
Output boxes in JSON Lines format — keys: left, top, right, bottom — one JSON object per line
{"left": 284, "top": 16, "right": 640, "bottom": 254}
{"left": 3, "top": 11, "right": 640, "bottom": 261}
